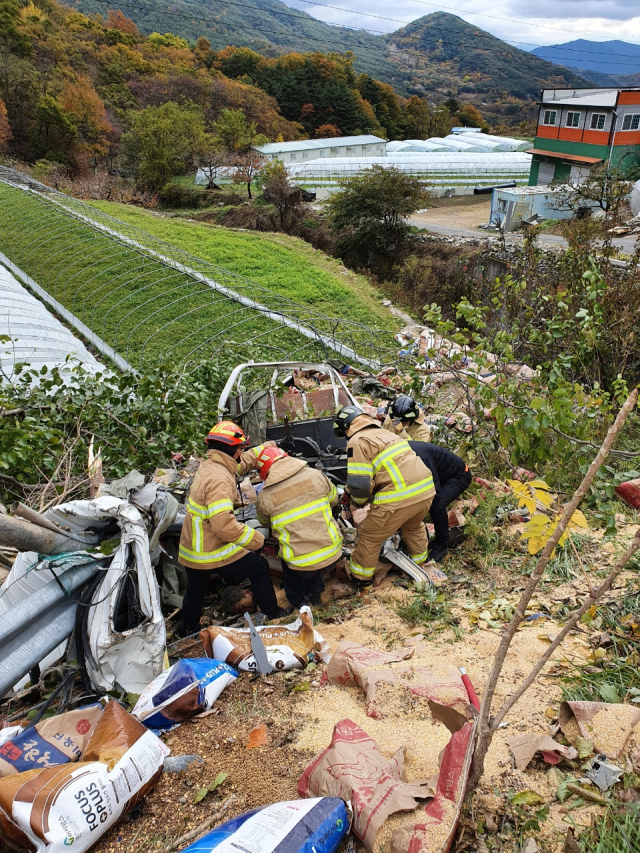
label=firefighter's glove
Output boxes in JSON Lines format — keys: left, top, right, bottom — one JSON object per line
{"left": 355, "top": 577, "right": 373, "bottom": 591}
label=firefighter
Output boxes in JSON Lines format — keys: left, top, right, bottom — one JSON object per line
{"left": 383, "top": 395, "right": 431, "bottom": 442}
{"left": 334, "top": 405, "right": 445, "bottom": 587}
{"left": 409, "top": 441, "right": 472, "bottom": 563}
{"left": 255, "top": 446, "right": 343, "bottom": 608}
{"left": 178, "top": 421, "right": 288, "bottom": 633}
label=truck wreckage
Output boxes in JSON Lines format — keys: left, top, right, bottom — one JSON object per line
{"left": 0, "top": 361, "right": 434, "bottom": 703}
{"left": 218, "top": 360, "right": 437, "bottom": 587}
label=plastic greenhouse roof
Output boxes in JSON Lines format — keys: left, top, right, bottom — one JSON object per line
{"left": 0, "top": 265, "right": 102, "bottom": 379}
{"left": 287, "top": 152, "right": 532, "bottom": 176}
{"left": 257, "top": 135, "right": 385, "bottom": 154}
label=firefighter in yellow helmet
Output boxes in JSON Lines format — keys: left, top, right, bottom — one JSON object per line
{"left": 334, "top": 405, "right": 444, "bottom": 587}
{"left": 178, "top": 421, "right": 288, "bottom": 633}
{"left": 255, "top": 446, "right": 343, "bottom": 608}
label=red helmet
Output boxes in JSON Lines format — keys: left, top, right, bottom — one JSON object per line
{"left": 206, "top": 421, "right": 249, "bottom": 447}
{"left": 256, "top": 446, "right": 288, "bottom": 481}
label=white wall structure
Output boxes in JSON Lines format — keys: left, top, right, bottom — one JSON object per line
{"left": 287, "top": 152, "right": 532, "bottom": 196}
{"left": 0, "top": 264, "right": 102, "bottom": 380}
{"left": 256, "top": 135, "right": 386, "bottom": 163}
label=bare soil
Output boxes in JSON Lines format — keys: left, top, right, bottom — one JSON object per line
{"left": 412, "top": 198, "right": 492, "bottom": 231}
{"left": 92, "top": 517, "right": 640, "bottom": 853}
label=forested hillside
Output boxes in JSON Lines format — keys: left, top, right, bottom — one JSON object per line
{"left": 0, "top": 0, "right": 462, "bottom": 171}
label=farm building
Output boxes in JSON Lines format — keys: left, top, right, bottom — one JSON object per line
{"left": 529, "top": 87, "right": 640, "bottom": 185}
{"left": 489, "top": 185, "right": 599, "bottom": 231}
{"left": 255, "top": 135, "right": 386, "bottom": 162}
{"left": 286, "top": 152, "right": 532, "bottom": 197}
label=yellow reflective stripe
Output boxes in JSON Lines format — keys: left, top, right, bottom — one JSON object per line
{"left": 383, "top": 457, "right": 405, "bottom": 492}
{"left": 373, "top": 477, "right": 435, "bottom": 504}
{"left": 350, "top": 558, "right": 374, "bottom": 579}
{"left": 285, "top": 541, "right": 343, "bottom": 568}
{"left": 179, "top": 542, "right": 244, "bottom": 563}
{"left": 253, "top": 443, "right": 268, "bottom": 455}
{"left": 271, "top": 497, "right": 327, "bottom": 526}
{"left": 233, "top": 525, "right": 255, "bottom": 547}
{"left": 187, "top": 498, "right": 234, "bottom": 518}
{"left": 194, "top": 516, "right": 203, "bottom": 552}
{"left": 347, "top": 462, "right": 373, "bottom": 475}
{"left": 327, "top": 483, "right": 338, "bottom": 503}
{"left": 372, "top": 441, "right": 410, "bottom": 472}
{"left": 351, "top": 496, "right": 368, "bottom": 506}
{"left": 411, "top": 550, "right": 429, "bottom": 563}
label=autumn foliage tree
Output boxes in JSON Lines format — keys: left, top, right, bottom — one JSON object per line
{"left": 0, "top": 98, "right": 11, "bottom": 151}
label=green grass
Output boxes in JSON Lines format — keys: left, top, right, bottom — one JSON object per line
{"left": 88, "top": 201, "right": 400, "bottom": 331}
{"left": 0, "top": 183, "right": 399, "bottom": 372}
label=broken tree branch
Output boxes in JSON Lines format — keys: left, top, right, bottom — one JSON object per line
{"left": 467, "top": 387, "right": 638, "bottom": 791}
{"left": 157, "top": 794, "right": 239, "bottom": 853}
{"left": 492, "top": 525, "right": 640, "bottom": 729}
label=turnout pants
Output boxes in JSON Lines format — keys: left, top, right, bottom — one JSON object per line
{"left": 281, "top": 559, "right": 337, "bottom": 608}
{"left": 181, "top": 551, "right": 278, "bottom": 632}
{"left": 429, "top": 470, "right": 472, "bottom": 547}
{"left": 349, "top": 497, "right": 432, "bottom": 583}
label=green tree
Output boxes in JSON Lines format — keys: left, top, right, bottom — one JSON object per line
{"left": 32, "top": 95, "right": 77, "bottom": 161}
{"left": 326, "top": 165, "right": 430, "bottom": 268}
{"left": 121, "top": 101, "right": 205, "bottom": 189}
{"left": 213, "top": 107, "right": 266, "bottom": 154}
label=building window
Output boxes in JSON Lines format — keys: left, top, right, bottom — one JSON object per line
{"left": 497, "top": 199, "right": 507, "bottom": 213}
{"left": 330, "top": 147, "right": 338, "bottom": 154}
{"left": 543, "top": 110, "right": 557, "bottom": 126}
{"left": 622, "top": 113, "right": 640, "bottom": 130}
{"left": 302, "top": 152, "right": 308, "bottom": 159}
{"left": 318, "top": 150, "right": 325, "bottom": 156}
{"left": 590, "top": 113, "right": 606, "bottom": 130}
{"left": 290, "top": 153, "right": 296, "bottom": 161}
{"left": 566, "top": 112, "right": 580, "bottom": 128}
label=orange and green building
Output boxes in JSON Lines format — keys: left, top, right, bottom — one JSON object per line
{"left": 528, "top": 87, "right": 640, "bottom": 185}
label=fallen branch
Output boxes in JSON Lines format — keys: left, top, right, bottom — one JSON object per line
{"left": 158, "top": 794, "right": 239, "bottom": 853}
{"left": 467, "top": 387, "right": 638, "bottom": 790}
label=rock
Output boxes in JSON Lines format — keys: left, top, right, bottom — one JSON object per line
{"left": 521, "top": 839, "right": 539, "bottom": 853}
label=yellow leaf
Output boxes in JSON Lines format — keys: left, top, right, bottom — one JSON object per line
{"left": 521, "top": 513, "right": 552, "bottom": 539}
{"left": 528, "top": 479, "right": 553, "bottom": 492}
{"left": 568, "top": 509, "right": 589, "bottom": 530}
{"left": 528, "top": 535, "right": 548, "bottom": 555}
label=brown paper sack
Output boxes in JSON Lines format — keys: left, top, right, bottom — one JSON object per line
{"left": 298, "top": 719, "right": 434, "bottom": 850}
{"left": 560, "top": 701, "right": 640, "bottom": 758}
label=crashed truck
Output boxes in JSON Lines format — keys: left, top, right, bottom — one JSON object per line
{"left": 0, "top": 361, "right": 433, "bottom": 703}
{"left": 218, "top": 361, "right": 436, "bottom": 584}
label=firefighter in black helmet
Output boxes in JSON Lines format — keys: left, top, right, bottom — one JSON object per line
{"left": 383, "top": 395, "right": 431, "bottom": 442}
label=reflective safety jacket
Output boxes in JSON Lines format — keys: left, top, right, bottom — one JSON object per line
{"left": 179, "top": 445, "right": 269, "bottom": 571}
{"left": 256, "top": 457, "right": 342, "bottom": 571}
{"left": 345, "top": 414, "right": 436, "bottom": 508}
{"left": 382, "top": 409, "right": 431, "bottom": 443}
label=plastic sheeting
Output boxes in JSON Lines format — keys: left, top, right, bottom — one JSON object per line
{"left": 287, "top": 153, "right": 532, "bottom": 186}
{"left": 0, "top": 264, "right": 102, "bottom": 379}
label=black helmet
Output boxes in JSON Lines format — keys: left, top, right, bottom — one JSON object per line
{"left": 333, "top": 405, "right": 363, "bottom": 437}
{"left": 390, "top": 395, "right": 419, "bottom": 423}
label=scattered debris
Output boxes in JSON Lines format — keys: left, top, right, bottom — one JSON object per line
{"left": 585, "top": 755, "right": 624, "bottom": 791}
{"left": 505, "top": 732, "right": 577, "bottom": 771}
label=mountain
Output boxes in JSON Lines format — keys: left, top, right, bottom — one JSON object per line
{"left": 385, "top": 13, "right": 587, "bottom": 101}
{"left": 531, "top": 39, "right": 640, "bottom": 78}
{"left": 65, "top": 0, "right": 588, "bottom": 107}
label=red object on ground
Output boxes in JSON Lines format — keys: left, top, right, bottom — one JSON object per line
{"left": 459, "top": 667, "right": 480, "bottom": 712}
{"left": 615, "top": 478, "right": 640, "bottom": 509}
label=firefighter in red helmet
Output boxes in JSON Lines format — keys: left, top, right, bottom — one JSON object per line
{"left": 255, "top": 446, "right": 343, "bottom": 608}
{"left": 178, "top": 422, "right": 288, "bottom": 633}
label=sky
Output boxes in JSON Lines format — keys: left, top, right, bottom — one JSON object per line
{"left": 281, "top": 0, "right": 640, "bottom": 52}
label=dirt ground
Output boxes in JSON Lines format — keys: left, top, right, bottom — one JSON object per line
{"left": 412, "top": 197, "right": 492, "bottom": 231}
{"left": 91, "top": 516, "right": 640, "bottom": 853}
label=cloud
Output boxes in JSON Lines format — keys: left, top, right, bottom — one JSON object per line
{"left": 282, "top": 0, "right": 640, "bottom": 46}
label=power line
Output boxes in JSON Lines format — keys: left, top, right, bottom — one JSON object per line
{"left": 80, "top": 0, "right": 640, "bottom": 73}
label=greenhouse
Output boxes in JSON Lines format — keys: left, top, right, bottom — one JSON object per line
{"left": 386, "top": 139, "right": 452, "bottom": 153}
{"left": 426, "top": 136, "right": 489, "bottom": 152}
{"left": 450, "top": 131, "right": 532, "bottom": 151}
{"left": 442, "top": 134, "right": 510, "bottom": 152}
{"left": 286, "top": 152, "right": 533, "bottom": 191}
{"left": 0, "top": 264, "right": 102, "bottom": 380}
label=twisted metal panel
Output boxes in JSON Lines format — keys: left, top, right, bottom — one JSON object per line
{"left": 0, "top": 167, "right": 400, "bottom": 374}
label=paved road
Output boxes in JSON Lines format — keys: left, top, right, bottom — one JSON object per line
{"left": 407, "top": 218, "right": 638, "bottom": 256}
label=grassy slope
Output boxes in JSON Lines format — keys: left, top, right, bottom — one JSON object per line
{"left": 0, "top": 184, "right": 400, "bottom": 374}
{"left": 88, "top": 202, "right": 400, "bottom": 331}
